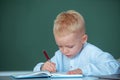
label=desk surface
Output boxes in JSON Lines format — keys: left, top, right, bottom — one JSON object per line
{"left": 0, "top": 71, "right": 120, "bottom": 80}
{"left": 0, "top": 76, "right": 99, "bottom": 80}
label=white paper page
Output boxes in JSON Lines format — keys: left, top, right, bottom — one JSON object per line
{"left": 51, "top": 72, "right": 83, "bottom": 78}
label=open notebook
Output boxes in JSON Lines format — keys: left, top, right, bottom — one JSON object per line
{"left": 12, "top": 71, "right": 83, "bottom": 79}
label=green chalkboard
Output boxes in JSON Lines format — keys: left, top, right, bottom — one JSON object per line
{"left": 0, "top": 0, "right": 120, "bottom": 71}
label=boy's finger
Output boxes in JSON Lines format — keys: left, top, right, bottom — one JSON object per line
{"left": 49, "top": 63, "right": 56, "bottom": 72}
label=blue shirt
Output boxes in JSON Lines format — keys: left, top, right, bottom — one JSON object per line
{"left": 33, "top": 42, "right": 120, "bottom": 75}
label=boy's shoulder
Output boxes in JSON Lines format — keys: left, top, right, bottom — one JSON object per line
{"left": 83, "top": 42, "right": 113, "bottom": 58}
{"left": 84, "top": 42, "right": 103, "bottom": 52}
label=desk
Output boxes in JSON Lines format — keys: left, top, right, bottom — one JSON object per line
{"left": 0, "top": 76, "right": 98, "bottom": 80}
{"left": 0, "top": 71, "right": 120, "bottom": 80}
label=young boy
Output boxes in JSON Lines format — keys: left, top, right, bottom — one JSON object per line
{"left": 34, "top": 10, "right": 120, "bottom": 75}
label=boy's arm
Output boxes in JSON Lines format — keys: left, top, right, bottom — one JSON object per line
{"left": 80, "top": 61, "right": 119, "bottom": 75}
{"left": 80, "top": 53, "right": 120, "bottom": 75}
{"left": 67, "top": 68, "right": 82, "bottom": 74}
{"left": 33, "top": 62, "right": 44, "bottom": 72}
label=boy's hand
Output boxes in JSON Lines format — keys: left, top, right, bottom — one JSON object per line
{"left": 67, "top": 68, "right": 82, "bottom": 74}
{"left": 41, "top": 61, "right": 56, "bottom": 72}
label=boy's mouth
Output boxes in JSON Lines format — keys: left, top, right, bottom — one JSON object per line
{"left": 66, "top": 54, "right": 78, "bottom": 58}
{"left": 66, "top": 55, "right": 72, "bottom": 58}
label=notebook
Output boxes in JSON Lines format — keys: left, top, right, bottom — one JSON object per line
{"left": 11, "top": 71, "right": 83, "bottom": 79}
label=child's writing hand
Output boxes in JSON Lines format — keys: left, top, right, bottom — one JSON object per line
{"left": 67, "top": 68, "right": 82, "bottom": 74}
{"left": 41, "top": 61, "right": 56, "bottom": 72}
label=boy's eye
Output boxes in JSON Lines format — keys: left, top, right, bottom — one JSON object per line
{"left": 67, "top": 46, "right": 74, "bottom": 48}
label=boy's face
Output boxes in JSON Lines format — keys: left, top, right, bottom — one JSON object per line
{"left": 54, "top": 32, "right": 86, "bottom": 58}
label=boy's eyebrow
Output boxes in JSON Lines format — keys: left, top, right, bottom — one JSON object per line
{"left": 57, "top": 44, "right": 74, "bottom": 47}
{"left": 65, "top": 45, "right": 74, "bottom": 47}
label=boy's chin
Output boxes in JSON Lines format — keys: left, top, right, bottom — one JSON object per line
{"left": 66, "top": 55, "right": 75, "bottom": 59}
{"left": 66, "top": 53, "right": 79, "bottom": 59}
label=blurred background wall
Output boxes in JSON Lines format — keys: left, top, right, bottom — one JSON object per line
{"left": 0, "top": 0, "right": 120, "bottom": 71}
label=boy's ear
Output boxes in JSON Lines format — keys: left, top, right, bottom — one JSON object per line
{"left": 81, "top": 34, "right": 88, "bottom": 44}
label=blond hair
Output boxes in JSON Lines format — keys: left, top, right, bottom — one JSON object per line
{"left": 53, "top": 10, "right": 85, "bottom": 36}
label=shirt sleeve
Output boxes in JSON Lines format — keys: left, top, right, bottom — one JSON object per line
{"left": 80, "top": 52, "right": 120, "bottom": 75}
{"left": 33, "top": 62, "right": 44, "bottom": 72}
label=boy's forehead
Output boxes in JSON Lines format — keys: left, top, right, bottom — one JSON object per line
{"left": 54, "top": 24, "right": 85, "bottom": 37}
{"left": 54, "top": 30, "right": 82, "bottom": 38}
{"left": 55, "top": 33, "right": 80, "bottom": 43}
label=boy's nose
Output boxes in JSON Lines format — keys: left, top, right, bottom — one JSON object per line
{"left": 62, "top": 48, "right": 69, "bottom": 54}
